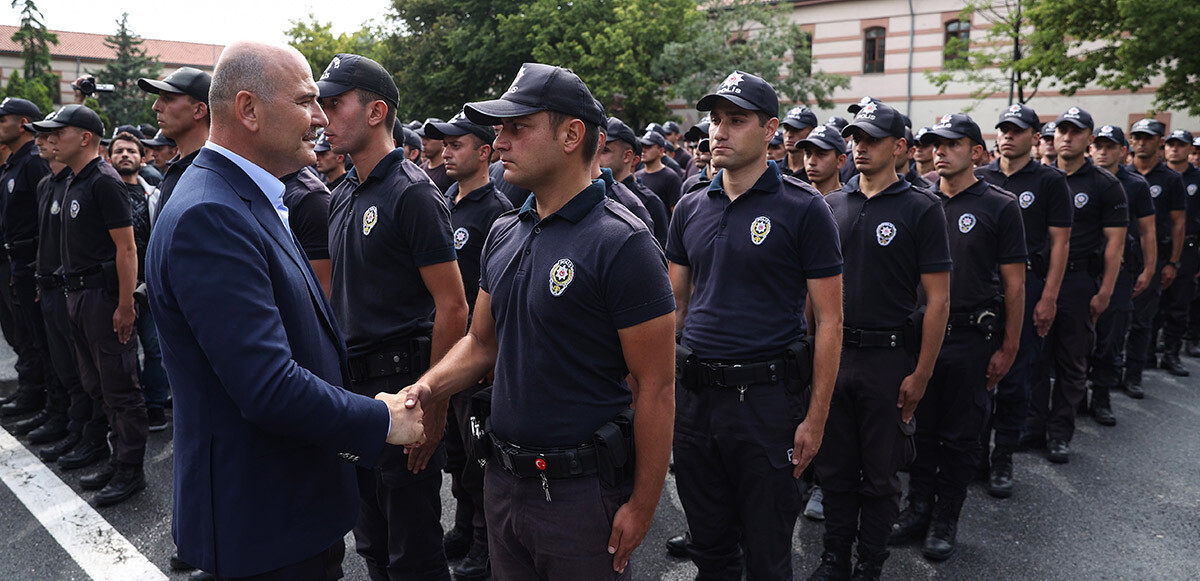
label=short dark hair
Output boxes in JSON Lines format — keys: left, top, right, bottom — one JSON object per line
{"left": 547, "top": 111, "right": 600, "bottom": 162}
{"left": 754, "top": 111, "right": 772, "bottom": 127}
{"left": 355, "top": 89, "right": 398, "bottom": 133}
{"left": 108, "top": 131, "right": 145, "bottom": 157}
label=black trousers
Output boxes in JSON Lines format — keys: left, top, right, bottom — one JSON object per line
{"left": 39, "top": 286, "right": 93, "bottom": 434}
{"left": 12, "top": 267, "right": 62, "bottom": 414}
{"left": 988, "top": 274, "right": 1045, "bottom": 450}
{"left": 217, "top": 541, "right": 345, "bottom": 581}
{"left": 2, "top": 259, "right": 46, "bottom": 396}
{"left": 350, "top": 371, "right": 449, "bottom": 581}
{"left": 674, "top": 375, "right": 806, "bottom": 580}
{"left": 814, "top": 345, "right": 915, "bottom": 559}
{"left": 65, "top": 288, "right": 146, "bottom": 465}
{"left": 1125, "top": 260, "right": 1164, "bottom": 385}
{"left": 1159, "top": 245, "right": 1199, "bottom": 353}
{"left": 1027, "top": 271, "right": 1096, "bottom": 443}
{"left": 445, "top": 383, "right": 488, "bottom": 548}
{"left": 1089, "top": 268, "right": 1136, "bottom": 390}
{"left": 910, "top": 329, "right": 994, "bottom": 506}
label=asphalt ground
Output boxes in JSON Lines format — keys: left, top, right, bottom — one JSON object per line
{"left": 1, "top": 343, "right": 1199, "bottom": 580}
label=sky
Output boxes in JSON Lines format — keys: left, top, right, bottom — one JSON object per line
{"left": 1, "top": 0, "right": 394, "bottom": 47}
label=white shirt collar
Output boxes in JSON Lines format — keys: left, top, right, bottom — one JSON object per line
{"left": 203, "top": 141, "right": 289, "bottom": 227}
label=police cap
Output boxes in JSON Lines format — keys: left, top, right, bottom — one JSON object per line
{"left": 996, "top": 103, "right": 1040, "bottom": 131}
{"left": 1165, "top": 128, "right": 1194, "bottom": 145}
{"left": 424, "top": 111, "right": 495, "bottom": 144}
{"left": 920, "top": 113, "right": 985, "bottom": 147}
{"left": 1055, "top": 107, "right": 1094, "bottom": 131}
{"left": 781, "top": 106, "right": 818, "bottom": 130}
{"left": 316, "top": 54, "right": 399, "bottom": 109}
{"left": 33, "top": 104, "right": 104, "bottom": 136}
{"left": 696, "top": 70, "right": 779, "bottom": 117}
{"left": 465, "top": 63, "right": 605, "bottom": 128}
{"left": 138, "top": 67, "right": 212, "bottom": 105}
{"left": 841, "top": 101, "right": 906, "bottom": 141}
{"left": 0, "top": 97, "right": 42, "bottom": 121}
{"left": 798, "top": 123, "right": 847, "bottom": 154}
{"left": 1094, "top": 124, "right": 1126, "bottom": 147}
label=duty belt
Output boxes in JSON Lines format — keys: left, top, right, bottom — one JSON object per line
{"left": 35, "top": 273, "right": 63, "bottom": 291}
{"left": 348, "top": 348, "right": 414, "bottom": 383}
{"left": 4, "top": 237, "right": 37, "bottom": 261}
{"left": 843, "top": 326, "right": 905, "bottom": 348}
{"left": 63, "top": 269, "right": 107, "bottom": 292}
{"left": 489, "top": 434, "right": 599, "bottom": 480}
{"left": 692, "top": 357, "right": 789, "bottom": 389}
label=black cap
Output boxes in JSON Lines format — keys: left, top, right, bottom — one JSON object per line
{"left": 423, "top": 111, "right": 496, "bottom": 144}
{"left": 406, "top": 120, "right": 422, "bottom": 131}
{"left": 1129, "top": 118, "right": 1165, "bottom": 137}
{"left": 313, "top": 137, "right": 331, "bottom": 153}
{"left": 33, "top": 105, "right": 104, "bottom": 136}
{"left": 102, "top": 124, "right": 144, "bottom": 146}
{"left": 781, "top": 106, "right": 818, "bottom": 130}
{"left": 848, "top": 96, "right": 882, "bottom": 114}
{"left": 798, "top": 123, "right": 847, "bottom": 154}
{"left": 697, "top": 138, "right": 710, "bottom": 153}
{"left": 465, "top": 63, "right": 605, "bottom": 127}
{"left": 913, "top": 126, "right": 931, "bottom": 144}
{"left": 1055, "top": 107, "right": 1094, "bottom": 131}
{"left": 415, "top": 117, "right": 443, "bottom": 138}
{"left": 684, "top": 120, "right": 710, "bottom": 142}
{"left": 606, "top": 117, "right": 641, "bottom": 155}
{"left": 842, "top": 101, "right": 906, "bottom": 140}
{"left": 401, "top": 126, "right": 422, "bottom": 151}
{"left": 826, "top": 115, "right": 849, "bottom": 132}
{"left": 0, "top": 97, "right": 42, "bottom": 120}
{"left": 1166, "top": 128, "right": 1193, "bottom": 145}
{"left": 996, "top": 103, "right": 1040, "bottom": 130}
{"left": 645, "top": 122, "right": 667, "bottom": 136}
{"left": 920, "top": 113, "right": 985, "bottom": 147}
{"left": 138, "top": 123, "right": 157, "bottom": 138}
{"left": 770, "top": 129, "right": 784, "bottom": 146}
{"left": 1039, "top": 121, "right": 1057, "bottom": 139}
{"left": 663, "top": 121, "right": 682, "bottom": 135}
{"left": 697, "top": 70, "right": 779, "bottom": 115}
{"left": 141, "top": 129, "right": 176, "bottom": 148}
{"left": 28, "top": 110, "right": 56, "bottom": 134}
{"left": 1094, "top": 124, "right": 1126, "bottom": 147}
{"left": 638, "top": 130, "right": 667, "bottom": 149}
{"left": 316, "top": 54, "right": 399, "bottom": 109}
{"left": 138, "top": 66, "right": 212, "bottom": 104}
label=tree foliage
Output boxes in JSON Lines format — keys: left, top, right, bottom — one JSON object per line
{"left": 91, "top": 13, "right": 162, "bottom": 127}
{"left": 285, "top": 14, "right": 394, "bottom": 82}
{"left": 925, "top": 0, "right": 1042, "bottom": 110}
{"left": 7, "top": 0, "right": 58, "bottom": 112}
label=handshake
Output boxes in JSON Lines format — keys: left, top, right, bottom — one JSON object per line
{"left": 376, "top": 386, "right": 430, "bottom": 446}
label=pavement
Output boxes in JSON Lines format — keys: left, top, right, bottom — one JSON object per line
{"left": 1, "top": 342, "right": 1199, "bottom": 580}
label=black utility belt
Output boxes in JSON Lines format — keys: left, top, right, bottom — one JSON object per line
{"left": 347, "top": 336, "right": 432, "bottom": 383}
{"left": 489, "top": 435, "right": 600, "bottom": 480}
{"left": 946, "top": 304, "right": 1002, "bottom": 339}
{"left": 4, "top": 237, "right": 37, "bottom": 260}
{"left": 676, "top": 340, "right": 812, "bottom": 394}
{"left": 843, "top": 326, "right": 906, "bottom": 349}
{"left": 35, "top": 273, "right": 63, "bottom": 291}
{"left": 64, "top": 265, "right": 111, "bottom": 292}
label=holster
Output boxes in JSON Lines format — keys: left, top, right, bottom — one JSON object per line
{"left": 593, "top": 408, "right": 635, "bottom": 488}
{"left": 675, "top": 342, "right": 697, "bottom": 391}
{"left": 783, "top": 338, "right": 813, "bottom": 394}
{"left": 468, "top": 386, "right": 493, "bottom": 465}
{"left": 904, "top": 306, "right": 926, "bottom": 357}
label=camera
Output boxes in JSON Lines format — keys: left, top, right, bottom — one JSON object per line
{"left": 77, "top": 76, "right": 115, "bottom": 95}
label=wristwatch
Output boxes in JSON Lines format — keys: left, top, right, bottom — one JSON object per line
{"left": 1167, "top": 261, "right": 1181, "bottom": 269}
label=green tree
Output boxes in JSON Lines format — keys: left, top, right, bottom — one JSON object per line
{"left": 656, "top": 0, "right": 849, "bottom": 115}
{"left": 8, "top": 0, "right": 58, "bottom": 112}
{"left": 91, "top": 13, "right": 161, "bottom": 127}
{"left": 3, "top": 69, "right": 51, "bottom": 114}
{"left": 285, "top": 14, "right": 394, "bottom": 81}
{"left": 1019, "top": 0, "right": 1200, "bottom": 115}
{"left": 925, "top": 0, "right": 1043, "bottom": 110}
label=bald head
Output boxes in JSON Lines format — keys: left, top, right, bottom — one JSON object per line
{"left": 210, "top": 42, "right": 306, "bottom": 119}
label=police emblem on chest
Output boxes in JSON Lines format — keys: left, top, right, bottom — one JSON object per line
{"left": 1189, "top": 184, "right": 1197, "bottom": 197}
{"left": 1074, "top": 193, "right": 1089, "bottom": 208}
{"left": 362, "top": 205, "right": 378, "bottom": 236}
{"left": 50, "top": 200, "right": 60, "bottom": 215}
{"left": 1018, "top": 191, "right": 1034, "bottom": 209}
{"left": 549, "top": 258, "right": 575, "bottom": 297}
{"left": 5, "top": 179, "right": 13, "bottom": 193}
{"left": 1150, "top": 185, "right": 1162, "bottom": 198}
{"left": 69, "top": 199, "right": 80, "bottom": 218}
{"left": 876, "top": 222, "right": 897, "bottom": 246}
{"left": 958, "top": 213, "right": 977, "bottom": 234}
{"left": 750, "top": 216, "right": 771, "bottom": 245}
{"left": 454, "top": 227, "right": 469, "bottom": 250}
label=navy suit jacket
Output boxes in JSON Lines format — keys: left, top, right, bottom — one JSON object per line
{"left": 146, "top": 148, "right": 390, "bottom": 577}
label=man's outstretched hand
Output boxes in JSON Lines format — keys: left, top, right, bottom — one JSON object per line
{"left": 376, "top": 392, "right": 426, "bottom": 446}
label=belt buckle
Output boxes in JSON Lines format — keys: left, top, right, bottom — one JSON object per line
{"left": 973, "top": 310, "right": 996, "bottom": 327}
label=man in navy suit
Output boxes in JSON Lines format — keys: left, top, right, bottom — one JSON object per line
{"left": 145, "top": 42, "right": 424, "bottom": 581}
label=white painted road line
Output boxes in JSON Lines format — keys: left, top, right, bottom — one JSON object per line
{"left": 0, "top": 429, "right": 167, "bottom": 581}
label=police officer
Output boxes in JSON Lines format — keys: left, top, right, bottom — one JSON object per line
{"left": 0, "top": 97, "right": 54, "bottom": 425}
{"left": 898, "top": 128, "right": 933, "bottom": 190}
{"left": 798, "top": 123, "right": 847, "bottom": 195}
{"left": 913, "top": 127, "right": 935, "bottom": 177}
{"left": 140, "top": 130, "right": 176, "bottom": 177}
{"left": 314, "top": 136, "right": 348, "bottom": 190}
{"left": 664, "top": 71, "right": 843, "bottom": 580}
{"left": 592, "top": 120, "right": 659, "bottom": 244}
{"left": 402, "top": 62, "right": 675, "bottom": 579}
{"left": 888, "top": 114, "right": 1026, "bottom": 561}
{"left": 35, "top": 105, "right": 148, "bottom": 505}
{"left": 318, "top": 53, "right": 469, "bottom": 580}
{"left": 280, "top": 165, "right": 332, "bottom": 297}
{"left": 813, "top": 102, "right": 952, "bottom": 581}
{"left": 662, "top": 121, "right": 695, "bottom": 177}
{"left": 1038, "top": 122, "right": 1058, "bottom": 166}
{"left": 422, "top": 111, "right": 511, "bottom": 580}
{"left": 1128, "top": 118, "right": 1188, "bottom": 382}
{"left": 599, "top": 117, "right": 670, "bottom": 246}
{"left": 637, "top": 129, "right": 684, "bottom": 212}
{"left": 680, "top": 120, "right": 713, "bottom": 195}
{"left": 1181, "top": 135, "right": 1200, "bottom": 356}
{"left": 780, "top": 105, "right": 819, "bottom": 180}
{"left": 1088, "top": 124, "right": 1156, "bottom": 426}
{"left": 137, "top": 66, "right": 211, "bottom": 224}
{"left": 1027, "top": 107, "right": 1127, "bottom": 464}
{"left": 645, "top": 123, "right": 686, "bottom": 180}
{"left": 419, "top": 118, "right": 454, "bottom": 193}
{"left": 1161, "top": 129, "right": 1199, "bottom": 367}
{"left": 974, "top": 102, "right": 1072, "bottom": 497}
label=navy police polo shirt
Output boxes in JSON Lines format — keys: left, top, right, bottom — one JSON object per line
{"left": 930, "top": 179, "right": 1027, "bottom": 311}
{"left": 445, "top": 181, "right": 513, "bottom": 315}
{"left": 1137, "top": 161, "right": 1186, "bottom": 247}
{"left": 329, "top": 148, "right": 457, "bottom": 358}
{"left": 827, "top": 175, "right": 952, "bottom": 330}
{"left": 35, "top": 167, "right": 72, "bottom": 276}
{"left": 481, "top": 181, "right": 674, "bottom": 448}
{"left": 666, "top": 161, "right": 842, "bottom": 360}
{"left": 1178, "top": 164, "right": 1200, "bottom": 235}
{"left": 976, "top": 159, "right": 1073, "bottom": 260}
{"left": 281, "top": 167, "right": 331, "bottom": 261}
{"left": 1115, "top": 165, "right": 1155, "bottom": 246}
{"left": 1062, "top": 159, "right": 1128, "bottom": 261}
{"left": 0, "top": 139, "right": 51, "bottom": 246}
{"left": 60, "top": 157, "right": 132, "bottom": 274}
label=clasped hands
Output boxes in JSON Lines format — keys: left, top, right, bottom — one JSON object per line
{"left": 376, "top": 386, "right": 428, "bottom": 446}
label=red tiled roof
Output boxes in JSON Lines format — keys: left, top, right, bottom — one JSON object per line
{"left": 0, "top": 25, "right": 223, "bottom": 68}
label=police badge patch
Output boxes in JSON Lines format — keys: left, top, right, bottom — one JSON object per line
{"left": 548, "top": 258, "right": 574, "bottom": 297}
{"left": 876, "top": 222, "right": 897, "bottom": 246}
{"left": 1150, "top": 185, "right": 1162, "bottom": 198}
{"left": 1019, "top": 191, "right": 1035, "bottom": 209}
{"left": 1074, "top": 193, "right": 1090, "bottom": 208}
{"left": 69, "top": 199, "right": 80, "bottom": 218}
{"left": 1189, "top": 184, "right": 1197, "bottom": 197}
{"left": 453, "top": 227, "right": 469, "bottom": 250}
{"left": 958, "top": 213, "right": 977, "bottom": 234}
{"left": 362, "top": 205, "right": 378, "bottom": 236}
{"left": 50, "top": 200, "right": 60, "bottom": 215}
{"left": 750, "top": 216, "right": 771, "bottom": 245}
{"left": 6, "top": 179, "right": 13, "bottom": 193}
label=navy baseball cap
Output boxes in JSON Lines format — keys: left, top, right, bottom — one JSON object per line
{"left": 842, "top": 101, "right": 906, "bottom": 140}
{"left": 465, "top": 63, "right": 605, "bottom": 127}
{"left": 913, "top": 126, "right": 931, "bottom": 145}
{"left": 826, "top": 115, "right": 849, "bottom": 132}
{"left": 663, "top": 121, "right": 682, "bottom": 135}
{"left": 799, "top": 123, "right": 847, "bottom": 154}
{"left": 1166, "top": 128, "right": 1194, "bottom": 145}
{"left": 0, "top": 97, "right": 42, "bottom": 120}
{"left": 424, "top": 111, "right": 496, "bottom": 144}
{"left": 639, "top": 130, "right": 667, "bottom": 149}
{"left": 138, "top": 67, "right": 212, "bottom": 104}
{"left": 848, "top": 96, "right": 882, "bottom": 115}
{"left": 645, "top": 122, "right": 666, "bottom": 136}
{"left": 1039, "top": 121, "right": 1057, "bottom": 139}
{"left": 406, "top": 120, "right": 422, "bottom": 131}
{"left": 402, "top": 127, "right": 422, "bottom": 151}
{"left": 1129, "top": 118, "right": 1165, "bottom": 137}
{"left": 697, "top": 138, "right": 710, "bottom": 153}
{"left": 317, "top": 54, "right": 399, "bottom": 109}
{"left": 141, "top": 129, "right": 176, "bottom": 148}
{"left": 782, "top": 106, "right": 818, "bottom": 130}
{"left": 606, "top": 117, "right": 641, "bottom": 155}
{"left": 33, "top": 105, "right": 104, "bottom": 136}
{"left": 770, "top": 130, "right": 784, "bottom": 146}
{"left": 920, "top": 113, "right": 985, "bottom": 147}
{"left": 996, "top": 103, "right": 1040, "bottom": 130}
{"left": 684, "top": 120, "right": 710, "bottom": 142}
{"left": 1055, "top": 107, "right": 1094, "bottom": 131}
{"left": 414, "top": 118, "right": 443, "bottom": 138}
{"left": 697, "top": 70, "right": 779, "bottom": 116}
{"left": 1094, "top": 125, "right": 1126, "bottom": 147}
{"left": 313, "top": 137, "right": 331, "bottom": 152}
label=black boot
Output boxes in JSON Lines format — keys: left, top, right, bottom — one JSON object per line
{"left": 1162, "top": 353, "right": 1191, "bottom": 377}
{"left": 923, "top": 498, "right": 963, "bottom": 561}
{"left": 988, "top": 447, "right": 1014, "bottom": 499}
{"left": 850, "top": 550, "right": 888, "bottom": 581}
{"left": 27, "top": 415, "right": 69, "bottom": 444}
{"left": 95, "top": 463, "right": 146, "bottom": 506}
{"left": 1090, "top": 387, "right": 1116, "bottom": 426}
{"left": 58, "top": 437, "right": 110, "bottom": 470}
{"left": 1, "top": 391, "right": 45, "bottom": 416}
{"left": 1186, "top": 339, "right": 1200, "bottom": 358}
{"left": 443, "top": 525, "right": 472, "bottom": 560}
{"left": 39, "top": 431, "right": 81, "bottom": 462}
{"left": 887, "top": 497, "right": 932, "bottom": 545}
{"left": 81, "top": 462, "right": 117, "bottom": 491}
{"left": 11, "top": 409, "right": 50, "bottom": 435}
{"left": 453, "top": 541, "right": 490, "bottom": 581}
{"left": 665, "top": 533, "right": 689, "bottom": 558}
{"left": 808, "top": 544, "right": 852, "bottom": 581}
